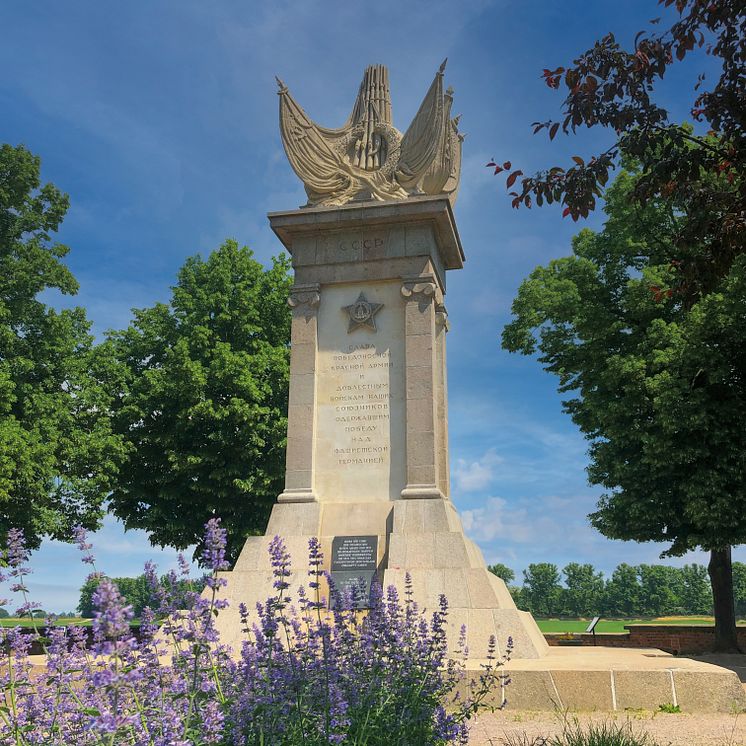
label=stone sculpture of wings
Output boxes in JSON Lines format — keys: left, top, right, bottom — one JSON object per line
{"left": 395, "top": 60, "right": 446, "bottom": 192}
{"left": 276, "top": 78, "right": 356, "bottom": 205}
{"left": 276, "top": 62, "right": 463, "bottom": 207}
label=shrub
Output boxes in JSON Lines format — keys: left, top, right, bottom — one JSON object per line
{"left": 0, "top": 523, "right": 508, "bottom": 744}
{"left": 554, "top": 718, "right": 659, "bottom": 746}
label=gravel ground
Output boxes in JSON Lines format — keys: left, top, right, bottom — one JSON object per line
{"left": 469, "top": 709, "right": 746, "bottom": 746}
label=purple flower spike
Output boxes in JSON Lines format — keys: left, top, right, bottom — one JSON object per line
{"left": 202, "top": 517, "right": 229, "bottom": 572}
{"left": 72, "top": 524, "right": 97, "bottom": 566}
{"left": 6, "top": 527, "right": 28, "bottom": 567}
{"left": 92, "top": 578, "right": 133, "bottom": 640}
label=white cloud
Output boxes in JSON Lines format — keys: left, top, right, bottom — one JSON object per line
{"left": 462, "top": 496, "right": 509, "bottom": 540}
{"left": 461, "top": 495, "right": 552, "bottom": 545}
{"left": 453, "top": 448, "right": 503, "bottom": 492}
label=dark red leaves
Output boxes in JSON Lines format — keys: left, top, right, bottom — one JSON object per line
{"left": 649, "top": 285, "right": 672, "bottom": 303}
{"left": 549, "top": 123, "right": 560, "bottom": 140}
{"left": 506, "top": 170, "right": 523, "bottom": 188}
{"left": 562, "top": 207, "right": 571, "bottom": 218}
{"left": 541, "top": 66, "right": 564, "bottom": 89}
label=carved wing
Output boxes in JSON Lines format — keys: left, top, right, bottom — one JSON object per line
{"left": 395, "top": 61, "right": 446, "bottom": 190}
{"left": 420, "top": 86, "right": 456, "bottom": 196}
{"left": 277, "top": 80, "right": 351, "bottom": 199}
{"left": 441, "top": 117, "right": 463, "bottom": 203}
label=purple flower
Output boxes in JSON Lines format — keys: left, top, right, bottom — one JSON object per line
{"left": 0, "top": 522, "right": 507, "bottom": 745}
{"left": 92, "top": 578, "right": 133, "bottom": 640}
{"left": 72, "top": 524, "right": 96, "bottom": 566}
{"left": 202, "top": 517, "right": 229, "bottom": 572}
{"left": 5, "top": 527, "right": 28, "bottom": 568}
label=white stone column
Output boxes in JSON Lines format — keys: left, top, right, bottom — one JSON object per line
{"left": 278, "top": 283, "right": 319, "bottom": 503}
{"left": 400, "top": 277, "right": 445, "bottom": 500}
{"left": 435, "top": 302, "right": 450, "bottom": 498}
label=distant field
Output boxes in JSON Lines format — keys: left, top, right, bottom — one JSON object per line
{"left": 0, "top": 617, "right": 90, "bottom": 628}
{"left": 536, "top": 616, "right": 746, "bottom": 633}
{"left": 1, "top": 615, "right": 743, "bottom": 632}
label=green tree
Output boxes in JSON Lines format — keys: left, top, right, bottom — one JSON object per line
{"left": 522, "top": 563, "right": 561, "bottom": 617}
{"left": 679, "top": 564, "right": 712, "bottom": 615}
{"left": 562, "top": 562, "right": 605, "bottom": 617}
{"left": 508, "top": 585, "right": 526, "bottom": 610}
{"left": 0, "top": 143, "right": 123, "bottom": 548}
{"left": 637, "top": 565, "right": 684, "bottom": 617}
{"left": 78, "top": 575, "right": 102, "bottom": 618}
{"left": 503, "top": 159, "right": 746, "bottom": 650}
{"left": 103, "top": 241, "right": 292, "bottom": 563}
{"left": 603, "top": 563, "right": 642, "bottom": 617}
{"left": 0, "top": 608, "right": 9, "bottom": 619}
{"left": 732, "top": 562, "right": 746, "bottom": 618}
{"left": 78, "top": 573, "right": 206, "bottom": 618}
{"left": 487, "top": 563, "right": 515, "bottom": 584}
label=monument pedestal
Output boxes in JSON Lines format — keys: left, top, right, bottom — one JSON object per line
{"left": 213, "top": 196, "right": 548, "bottom": 660}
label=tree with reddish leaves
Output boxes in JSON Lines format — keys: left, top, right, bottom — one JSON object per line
{"left": 492, "top": 0, "right": 744, "bottom": 294}
{"left": 499, "top": 1, "right": 745, "bottom": 652}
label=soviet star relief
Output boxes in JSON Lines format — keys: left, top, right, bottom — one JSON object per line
{"left": 343, "top": 293, "right": 383, "bottom": 332}
{"left": 276, "top": 61, "right": 463, "bottom": 207}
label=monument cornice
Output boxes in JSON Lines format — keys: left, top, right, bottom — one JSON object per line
{"left": 267, "top": 195, "right": 465, "bottom": 272}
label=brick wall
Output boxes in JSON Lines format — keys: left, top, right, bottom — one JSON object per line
{"left": 545, "top": 625, "right": 746, "bottom": 654}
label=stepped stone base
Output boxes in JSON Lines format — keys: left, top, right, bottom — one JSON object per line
{"left": 213, "top": 498, "right": 549, "bottom": 660}
{"left": 461, "top": 647, "right": 746, "bottom": 713}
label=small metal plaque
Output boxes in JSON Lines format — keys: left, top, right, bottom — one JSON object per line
{"left": 586, "top": 616, "right": 601, "bottom": 633}
{"left": 330, "top": 535, "right": 378, "bottom": 609}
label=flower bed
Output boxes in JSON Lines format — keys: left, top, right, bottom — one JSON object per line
{"left": 0, "top": 522, "right": 509, "bottom": 744}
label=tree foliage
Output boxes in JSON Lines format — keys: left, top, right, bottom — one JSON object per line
{"left": 522, "top": 563, "right": 562, "bottom": 617}
{"left": 103, "top": 241, "right": 292, "bottom": 563}
{"left": 503, "top": 155, "right": 746, "bottom": 649}
{"left": 0, "top": 143, "right": 123, "bottom": 549}
{"left": 491, "top": 0, "right": 744, "bottom": 274}
{"left": 510, "top": 559, "right": 738, "bottom": 618}
{"left": 734, "top": 562, "right": 746, "bottom": 617}
{"left": 487, "top": 562, "right": 515, "bottom": 584}
{"left": 503, "top": 165, "right": 746, "bottom": 557}
{"left": 78, "top": 573, "right": 207, "bottom": 618}
{"left": 497, "top": 0, "right": 744, "bottom": 650}
{"left": 562, "top": 562, "right": 605, "bottom": 617}
{"left": 604, "top": 563, "right": 642, "bottom": 617}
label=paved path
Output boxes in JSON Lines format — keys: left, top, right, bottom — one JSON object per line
{"left": 469, "top": 710, "right": 746, "bottom": 746}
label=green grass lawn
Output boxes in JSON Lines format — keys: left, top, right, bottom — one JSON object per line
{"left": 1, "top": 615, "right": 742, "bottom": 633}
{"left": 536, "top": 616, "right": 746, "bottom": 633}
{"left": 0, "top": 617, "right": 91, "bottom": 628}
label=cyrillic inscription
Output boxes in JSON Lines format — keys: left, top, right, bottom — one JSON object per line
{"left": 314, "top": 282, "right": 405, "bottom": 502}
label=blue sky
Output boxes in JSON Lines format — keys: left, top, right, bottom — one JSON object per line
{"left": 2, "top": 0, "right": 740, "bottom": 613}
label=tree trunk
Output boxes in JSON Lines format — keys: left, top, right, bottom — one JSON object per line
{"left": 708, "top": 546, "right": 741, "bottom": 653}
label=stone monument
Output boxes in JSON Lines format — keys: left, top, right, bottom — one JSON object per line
{"left": 213, "top": 61, "right": 548, "bottom": 660}
{"left": 209, "top": 62, "right": 746, "bottom": 713}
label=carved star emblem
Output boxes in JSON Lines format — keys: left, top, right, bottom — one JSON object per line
{"left": 342, "top": 292, "right": 383, "bottom": 333}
